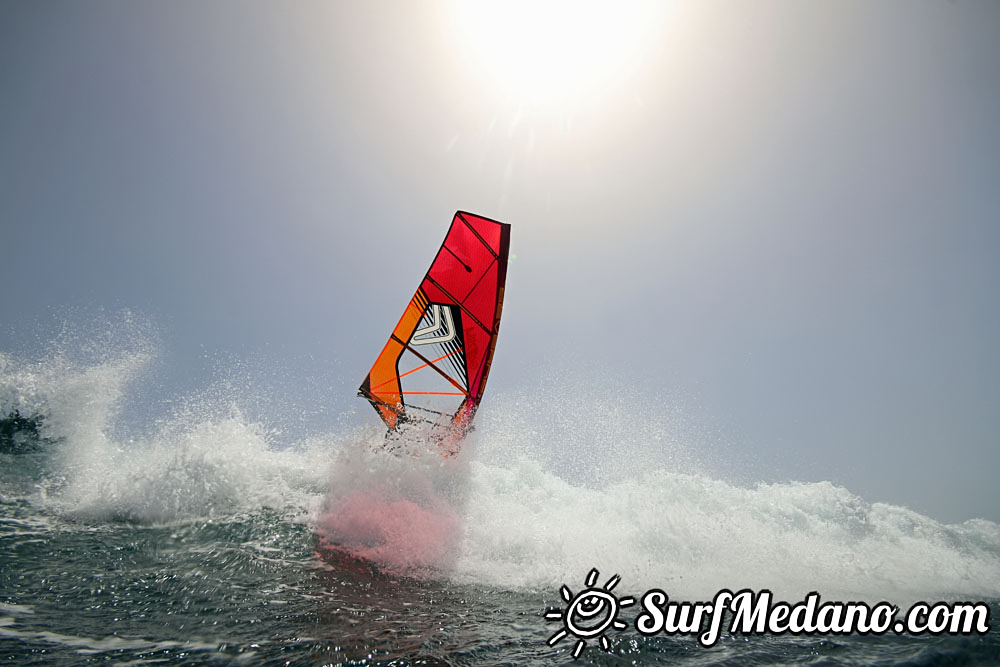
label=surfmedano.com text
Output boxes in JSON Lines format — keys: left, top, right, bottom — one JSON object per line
{"left": 635, "top": 589, "right": 991, "bottom": 647}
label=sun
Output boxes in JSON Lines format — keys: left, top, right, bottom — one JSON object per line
{"left": 545, "top": 568, "right": 635, "bottom": 658}
{"left": 448, "top": 0, "right": 663, "bottom": 109}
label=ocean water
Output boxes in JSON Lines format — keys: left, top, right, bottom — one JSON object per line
{"left": 2, "top": 332, "right": 999, "bottom": 665}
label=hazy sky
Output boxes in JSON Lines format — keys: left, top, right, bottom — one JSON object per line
{"left": 2, "top": 1, "right": 998, "bottom": 523}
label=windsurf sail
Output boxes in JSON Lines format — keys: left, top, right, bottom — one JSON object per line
{"left": 358, "top": 211, "right": 511, "bottom": 442}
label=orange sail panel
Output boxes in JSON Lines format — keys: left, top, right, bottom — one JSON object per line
{"left": 358, "top": 212, "right": 511, "bottom": 434}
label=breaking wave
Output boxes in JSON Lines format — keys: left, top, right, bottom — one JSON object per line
{"left": 2, "top": 318, "right": 997, "bottom": 605}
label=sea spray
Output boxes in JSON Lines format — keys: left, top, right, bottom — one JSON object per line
{"left": 2, "top": 318, "right": 998, "bottom": 606}
{"left": 447, "top": 383, "right": 1000, "bottom": 604}
{"left": 0, "top": 320, "right": 332, "bottom": 524}
{"left": 315, "top": 431, "right": 473, "bottom": 577}
{"left": 59, "top": 412, "right": 333, "bottom": 524}
{"left": 452, "top": 460, "right": 1000, "bottom": 603}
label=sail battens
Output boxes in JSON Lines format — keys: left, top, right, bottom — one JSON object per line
{"left": 359, "top": 212, "right": 510, "bottom": 440}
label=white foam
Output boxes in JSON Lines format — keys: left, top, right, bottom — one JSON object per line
{"left": 440, "top": 384, "right": 1000, "bottom": 602}
{"left": 0, "top": 603, "right": 33, "bottom": 615}
{"left": 1, "top": 330, "right": 333, "bottom": 524}
{"left": 57, "top": 411, "right": 333, "bottom": 524}
{"left": 0, "top": 625, "right": 220, "bottom": 655}
{"left": 451, "top": 459, "right": 1000, "bottom": 603}
{"left": 3, "top": 326, "right": 998, "bottom": 603}
{"left": 308, "top": 422, "right": 1000, "bottom": 602}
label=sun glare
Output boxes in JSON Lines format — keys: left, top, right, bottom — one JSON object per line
{"left": 450, "top": 0, "right": 662, "bottom": 108}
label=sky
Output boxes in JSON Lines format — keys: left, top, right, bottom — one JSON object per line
{"left": 1, "top": 1, "right": 998, "bottom": 523}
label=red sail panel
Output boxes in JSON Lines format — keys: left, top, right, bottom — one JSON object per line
{"left": 359, "top": 212, "right": 510, "bottom": 438}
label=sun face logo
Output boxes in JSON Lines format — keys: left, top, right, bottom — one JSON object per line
{"left": 545, "top": 568, "right": 635, "bottom": 659}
